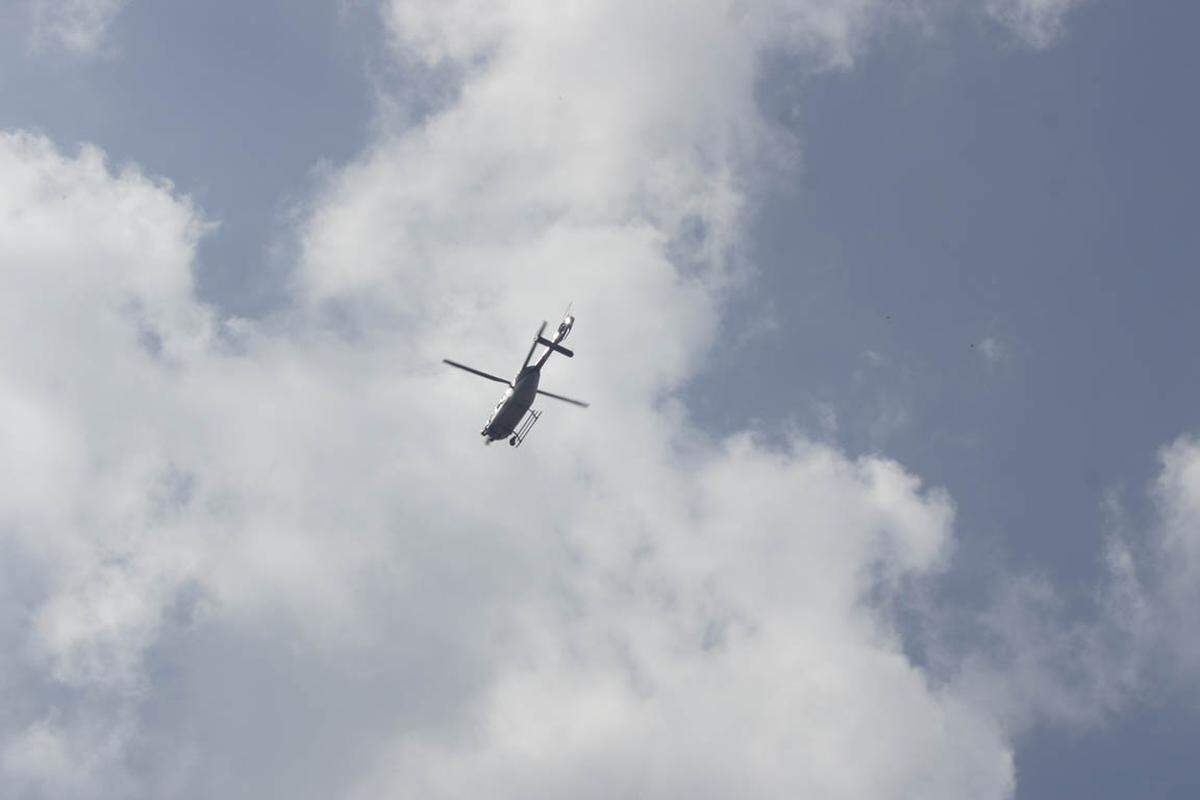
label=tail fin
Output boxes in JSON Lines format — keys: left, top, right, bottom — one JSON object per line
{"left": 537, "top": 336, "right": 574, "bottom": 358}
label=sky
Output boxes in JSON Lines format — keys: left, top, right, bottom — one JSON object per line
{"left": 1, "top": 1, "right": 1199, "bottom": 798}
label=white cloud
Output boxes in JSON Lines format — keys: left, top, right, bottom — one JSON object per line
{"left": 985, "top": 0, "right": 1089, "bottom": 48}
{"left": 1145, "top": 437, "right": 1200, "bottom": 672}
{"left": 29, "top": 0, "right": 130, "bottom": 54}
{"left": 0, "top": 125, "right": 1014, "bottom": 797}
{"left": 1154, "top": 437, "right": 1200, "bottom": 570}
{"left": 346, "top": 439, "right": 1018, "bottom": 799}
{"left": 0, "top": 0, "right": 1121, "bottom": 797}
{"left": 978, "top": 336, "right": 1011, "bottom": 366}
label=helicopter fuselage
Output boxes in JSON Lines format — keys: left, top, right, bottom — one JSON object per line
{"left": 481, "top": 366, "right": 540, "bottom": 442}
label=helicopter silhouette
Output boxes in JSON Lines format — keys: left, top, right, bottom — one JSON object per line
{"left": 443, "top": 307, "right": 588, "bottom": 447}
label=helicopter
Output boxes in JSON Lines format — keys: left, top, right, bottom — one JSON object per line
{"left": 443, "top": 308, "right": 589, "bottom": 447}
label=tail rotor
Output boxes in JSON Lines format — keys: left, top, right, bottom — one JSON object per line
{"left": 557, "top": 302, "right": 574, "bottom": 340}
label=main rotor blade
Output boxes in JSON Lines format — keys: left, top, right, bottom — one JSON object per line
{"left": 536, "top": 389, "right": 589, "bottom": 408}
{"left": 522, "top": 321, "right": 548, "bottom": 370}
{"left": 443, "top": 359, "right": 512, "bottom": 386}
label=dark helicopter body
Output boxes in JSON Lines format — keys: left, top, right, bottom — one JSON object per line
{"left": 481, "top": 366, "right": 540, "bottom": 441}
{"left": 444, "top": 309, "right": 588, "bottom": 447}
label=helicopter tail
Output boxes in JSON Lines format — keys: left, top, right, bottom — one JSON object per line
{"left": 536, "top": 336, "right": 574, "bottom": 358}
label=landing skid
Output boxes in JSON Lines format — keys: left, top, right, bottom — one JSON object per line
{"left": 509, "top": 408, "right": 542, "bottom": 448}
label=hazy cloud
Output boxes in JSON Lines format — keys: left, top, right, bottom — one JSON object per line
{"left": 985, "top": 0, "right": 1089, "bottom": 48}
{"left": 978, "top": 336, "right": 1012, "bottom": 367}
{"left": 941, "top": 435, "right": 1200, "bottom": 742}
{"left": 29, "top": 0, "right": 130, "bottom": 54}
{"left": 1145, "top": 437, "right": 1200, "bottom": 673}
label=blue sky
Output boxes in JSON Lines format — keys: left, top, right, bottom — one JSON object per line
{"left": 723, "top": 5, "right": 1200, "bottom": 793}
{"left": 748, "top": 0, "right": 1200, "bottom": 575}
{"left": 1, "top": 1, "right": 1198, "bottom": 797}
